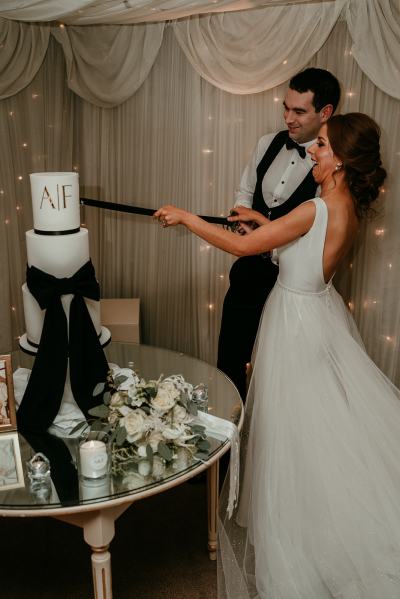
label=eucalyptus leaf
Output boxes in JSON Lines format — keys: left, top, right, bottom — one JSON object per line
{"left": 114, "top": 374, "right": 128, "bottom": 387}
{"left": 195, "top": 451, "right": 209, "bottom": 460}
{"left": 116, "top": 425, "right": 127, "bottom": 447}
{"left": 146, "top": 444, "right": 154, "bottom": 461}
{"left": 144, "top": 385, "right": 157, "bottom": 398}
{"left": 158, "top": 441, "right": 173, "bottom": 461}
{"left": 91, "top": 419, "right": 106, "bottom": 431}
{"left": 197, "top": 439, "right": 211, "bottom": 451}
{"left": 88, "top": 404, "right": 110, "bottom": 418}
{"left": 187, "top": 402, "right": 198, "bottom": 416}
{"left": 93, "top": 382, "right": 105, "bottom": 397}
{"left": 110, "top": 428, "right": 118, "bottom": 444}
{"left": 103, "top": 391, "right": 111, "bottom": 405}
{"left": 189, "top": 424, "right": 206, "bottom": 434}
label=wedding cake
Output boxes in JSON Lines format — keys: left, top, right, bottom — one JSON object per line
{"left": 16, "top": 172, "right": 111, "bottom": 435}
{"left": 20, "top": 172, "right": 110, "bottom": 352}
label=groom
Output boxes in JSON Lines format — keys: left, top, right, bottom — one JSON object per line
{"left": 217, "top": 68, "right": 341, "bottom": 399}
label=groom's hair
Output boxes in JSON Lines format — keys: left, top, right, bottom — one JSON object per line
{"left": 289, "top": 68, "right": 341, "bottom": 114}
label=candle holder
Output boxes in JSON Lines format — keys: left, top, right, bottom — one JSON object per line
{"left": 79, "top": 475, "right": 111, "bottom": 501}
{"left": 29, "top": 479, "right": 52, "bottom": 503}
{"left": 26, "top": 452, "right": 51, "bottom": 482}
{"left": 77, "top": 430, "right": 111, "bottom": 481}
{"left": 192, "top": 383, "right": 208, "bottom": 413}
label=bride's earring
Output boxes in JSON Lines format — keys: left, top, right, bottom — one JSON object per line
{"left": 335, "top": 163, "right": 343, "bottom": 171}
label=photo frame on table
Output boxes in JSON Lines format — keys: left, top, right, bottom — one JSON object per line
{"left": 0, "top": 432, "right": 24, "bottom": 491}
{"left": 0, "top": 354, "right": 17, "bottom": 432}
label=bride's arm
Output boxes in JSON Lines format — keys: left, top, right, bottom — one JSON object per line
{"left": 154, "top": 202, "right": 316, "bottom": 257}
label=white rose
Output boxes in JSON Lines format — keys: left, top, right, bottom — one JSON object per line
{"left": 137, "top": 444, "right": 148, "bottom": 458}
{"left": 108, "top": 411, "right": 119, "bottom": 425}
{"left": 152, "top": 455, "right": 166, "bottom": 479}
{"left": 147, "top": 430, "right": 164, "bottom": 452}
{"left": 162, "top": 423, "right": 186, "bottom": 441}
{"left": 110, "top": 392, "right": 125, "bottom": 407}
{"left": 122, "top": 471, "right": 145, "bottom": 490}
{"left": 121, "top": 409, "right": 146, "bottom": 442}
{"left": 173, "top": 447, "right": 192, "bottom": 471}
{"left": 138, "top": 460, "right": 152, "bottom": 476}
{"left": 151, "top": 386, "right": 177, "bottom": 413}
{"left": 127, "top": 385, "right": 145, "bottom": 407}
{"left": 172, "top": 404, "right": 189, "bottom": 424}
{"left": 159, "top": 380, "right": 180, "bottom": 399}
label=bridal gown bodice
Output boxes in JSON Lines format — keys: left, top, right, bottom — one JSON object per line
{"left": 218, "top": 197, "right": 400, "bottom": 599}
{"left": 277, "top": 196, "right": 330, "bottom": 294}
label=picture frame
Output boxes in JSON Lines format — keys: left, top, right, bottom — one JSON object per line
{"left": 0, "top": 354, "right": 17, "bottom": 432}
{"left": 0, "top": 432, "right": 24, "bottom": 491}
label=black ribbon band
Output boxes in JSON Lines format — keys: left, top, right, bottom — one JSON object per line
{"left": 80, "top": 197, "right": 233, "bottom": 226}
{"left": 34, "top": 227, "right": 81, "bottom": 236}
{"left": 17, "top": 260, "right": 109, "bottom": 434}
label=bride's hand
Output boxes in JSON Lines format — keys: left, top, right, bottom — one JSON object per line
{"left": 227, "top": 206, "right": 269, "bottom": 226}
{"left": 154, "top": 205, "right": 190, "bottom": 228}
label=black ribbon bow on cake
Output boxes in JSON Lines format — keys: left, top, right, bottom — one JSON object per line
{"left": 17, "top": 260, "right": 109, "bottom": 434}
{"left": 285, "top": 137, "right": 307, "bottom": 159}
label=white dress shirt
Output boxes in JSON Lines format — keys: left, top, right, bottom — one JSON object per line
{"left": 234, "top": 132, "right": 319, "bottom": 209}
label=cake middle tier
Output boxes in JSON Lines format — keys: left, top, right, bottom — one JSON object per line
{"left": 26, "top": 228, "right": 90, "bottom": 277}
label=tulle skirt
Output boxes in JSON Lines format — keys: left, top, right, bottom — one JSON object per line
{"left": 218, "top": 282, "right": 400, "bottom": 599}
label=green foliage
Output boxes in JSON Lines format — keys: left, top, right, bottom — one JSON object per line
{"left": 93, "top": 382, "right": 105, "bottom": 397}
{"left": 88, "top": 404, "right": 110, "bottom": 418}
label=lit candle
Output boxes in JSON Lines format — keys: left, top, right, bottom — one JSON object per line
{"left": 79, "top": 440, "right": 108, "bottom": 479}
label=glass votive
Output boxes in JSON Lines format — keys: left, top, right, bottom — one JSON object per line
{"left": 78, "top": 431, "right": 111, "bottom": 480}
{"left": 79, "top": 476, "right": 111, "bottom": 501}
{"left": 192, "top": 383, "right": 208, "bottom": 412}
{"left": 30, "top": 479, "right": 52, "bottom": 503}
{"left": 27, "top": 452, "right": 51, "bottom": 482}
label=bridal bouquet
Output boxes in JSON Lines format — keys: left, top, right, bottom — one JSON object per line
{"left": 74, "top": 365, "right": 210, "bottom": 478}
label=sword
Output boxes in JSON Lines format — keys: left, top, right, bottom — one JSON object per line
{"left": 80, "top": 197, "right": 233, "bottom": 227}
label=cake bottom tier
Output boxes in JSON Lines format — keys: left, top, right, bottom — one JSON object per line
{"left": 21, "top": 282, "right": 111, "bottom": 349}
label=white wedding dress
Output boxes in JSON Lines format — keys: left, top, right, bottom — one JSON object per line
{"left": 218, "top": 197, "right": 400, "bottom": 599}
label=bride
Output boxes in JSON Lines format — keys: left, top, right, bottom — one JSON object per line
{"left": 155, "top": 113, "right": 400, "bottom": 598}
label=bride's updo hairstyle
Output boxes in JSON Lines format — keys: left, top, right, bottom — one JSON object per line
{"left": 327, "top": 112, "right": 386, "bottom": 218}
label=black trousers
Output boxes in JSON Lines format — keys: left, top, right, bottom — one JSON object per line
{"left": 217, "top": 255, "right": 278, "bottom": 400}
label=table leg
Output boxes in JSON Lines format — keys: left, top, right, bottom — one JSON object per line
{"left": 207, "top": 460, "right": 219, "bottom": 560}
{"left": 91, "top": 545, "right": 112, "bottom": 599}
{"left": 56, "top": 504, "right": 129, "bottom": 599}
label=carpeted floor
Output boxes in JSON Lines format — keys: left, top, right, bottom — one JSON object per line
{"left": 1, "top": 479, "right": 217, "bottom": 598}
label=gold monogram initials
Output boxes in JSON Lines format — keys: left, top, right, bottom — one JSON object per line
{"left": 39, "top": 184, "right": 72, "bottom": 210}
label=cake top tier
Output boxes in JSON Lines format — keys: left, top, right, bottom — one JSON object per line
{"left": 30, "top": 172, "right": 80, "bottom": 234}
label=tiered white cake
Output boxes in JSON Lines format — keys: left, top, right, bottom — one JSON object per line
{"left": 19, "top": 172, "right": 110, "bottom": 352}
{"left": 17, "top": 172, "right": 110, "bottom": 434}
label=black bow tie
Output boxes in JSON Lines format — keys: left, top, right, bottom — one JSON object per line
{"left": 285, "top": 137, "right": 306, "bottom": 159}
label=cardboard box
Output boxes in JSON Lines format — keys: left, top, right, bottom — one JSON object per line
{"left": 100, "top": 298, "right": 140, "bottom": 343}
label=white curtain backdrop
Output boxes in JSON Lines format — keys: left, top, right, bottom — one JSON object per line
{"left": 172, "top": 1, "right": 345, "bottom": 94}
{"left": 1, "top": 1, "right": 399, "bottom": 103}
{"left": 52, "top": 22, "right": 165, "bottom": 107}
{"left": 1, "top": 3, "right": 400, "bottom": 384}
{"left": 0, "top": 0, "right": 337, "bottom": 24}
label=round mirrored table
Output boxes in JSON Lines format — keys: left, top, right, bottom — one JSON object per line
{"left": 0, "top": 343, "right": 242, "bottom": 599}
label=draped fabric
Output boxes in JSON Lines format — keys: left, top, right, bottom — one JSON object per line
{"left": 345, "top": 0, "right": 400, "bottom": 101}
{"left": 172, "top": 1, "right": 345, "bottom": 95}
{"left": 1, "top": 1, "right": 399, "bottom": 104}
{"left": 0, "top": 7, "right": 400, "bottom": 385}
{"left": 52, "top": 23, "right": 165, "bottom": 108}
{"left": 0, "top": 0, "right": 335, "bottom": 25}
{"left": 0, "top": 18, "right": 50, "bottom": 99}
